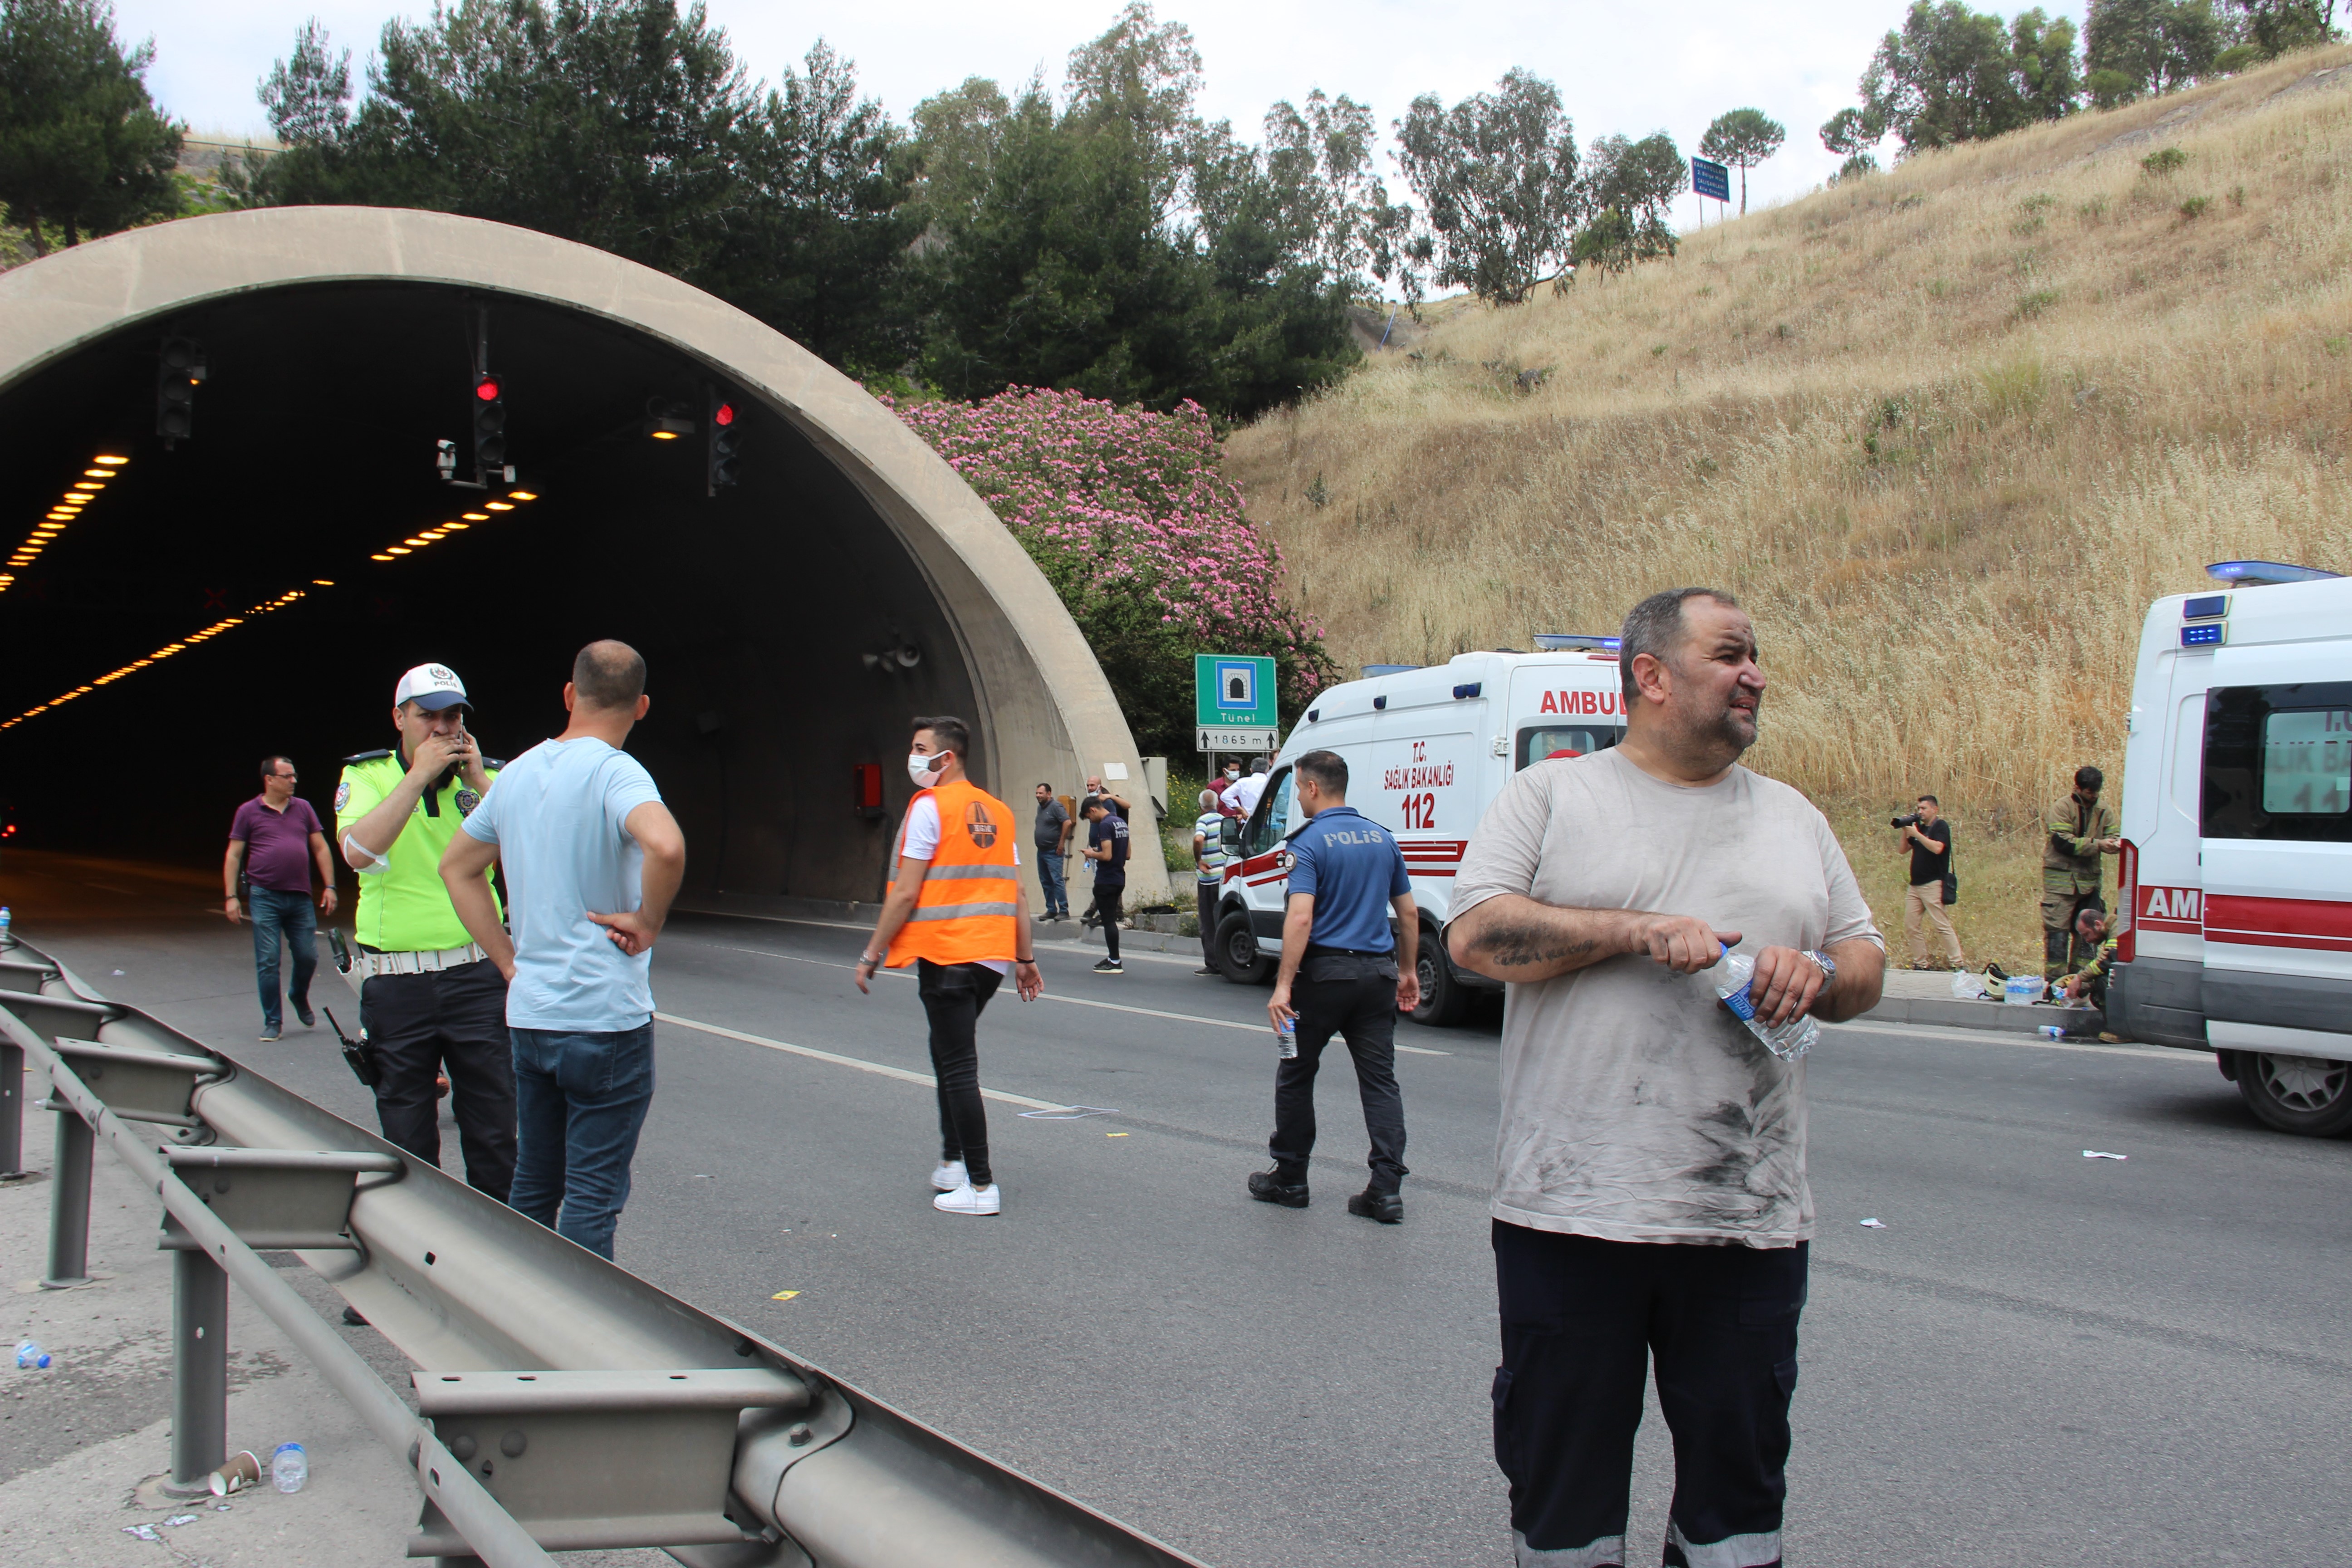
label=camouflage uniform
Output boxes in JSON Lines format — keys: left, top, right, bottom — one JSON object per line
{"left": 2042, "top": 791, "right": 2115, "bottom": 980}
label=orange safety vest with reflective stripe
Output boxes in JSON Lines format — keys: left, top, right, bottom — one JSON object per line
{"left": 884, "top": 778, "right": 1022, "bottom": 968}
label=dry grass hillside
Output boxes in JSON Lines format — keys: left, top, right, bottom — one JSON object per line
{"left": 1227, "top": 47, "right": 2352, "bottom": 970}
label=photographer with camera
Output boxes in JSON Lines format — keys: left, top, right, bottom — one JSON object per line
{"left": 1892, "top": 795, "right": 1963, "bottom": 970}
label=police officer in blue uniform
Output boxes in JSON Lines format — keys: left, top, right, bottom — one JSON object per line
{"left": 1249, "top": 749, "right": 1423, "bottom": 1223}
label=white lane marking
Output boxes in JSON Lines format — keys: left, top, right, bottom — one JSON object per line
{"left": 693, "top": 943, "right": 1453, "bottom": 1054}
{"left": 1821, "top": 1018, "right": 2206, "bottom": 1063}
{"left": 652, "top": 1012, "right": 1073, "bottom": 1112}
{"left": 680, "top": 906, "right": 1211, "bottom": 968}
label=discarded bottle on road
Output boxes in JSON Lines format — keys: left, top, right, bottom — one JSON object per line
{"left": 15, "top": 1339, "right": 49, "bottom": 1369}
{"left": 1713, "top": 951, "right": 1817, "bottom": 1062}
{"left": 2038, "top": 1024, "right": 2066, "bottom": 1040}
{"left": 1274, "top": 1016, "right": 1298, "bottom": 1061}
{"left": 0, "top": 906, "right": 12, "bottom": 938}
{"left": 270, "top": 1442, "right": 306, "bottom": 1493}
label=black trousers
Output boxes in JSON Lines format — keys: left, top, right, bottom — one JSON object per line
{"left": 360, "top": 960, "right": 517, "bottom": 1201}
{"left": 1492, "top": 1222, "right": 1807, "bottom": 1568}
{"left": 917, "top": 959, "right": 1001, "bottom": 1187}
{"left": 1196, "top": 883, "right": 1220, "bottom": 965}
{"left": 1268, "top": 974, "right": 1407, "bottom": 1191}
{"left": 1088, "top": 885, "right": 1123, "bottom": 961}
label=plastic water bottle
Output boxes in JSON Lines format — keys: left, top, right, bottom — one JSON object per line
{"left": 1274, "top": 1016, "right": 1298, "bottom": 1060}
{"left": 15, "top": 1339, "right": 49, "bottom": 1369}
{"left": 0, "top": 906, "right": 12, "bottom": 939}
{"left": 270, "top": 1442, "right": 306, "bottom": 1493}
{"left": 1714, "top": 951, "right": 1818, "bottom": 1062}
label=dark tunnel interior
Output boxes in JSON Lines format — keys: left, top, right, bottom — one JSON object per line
{"left": 0, "top": 282, "right": 980, "bottom": 903}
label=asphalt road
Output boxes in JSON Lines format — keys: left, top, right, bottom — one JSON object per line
{"left": 5, "top": 853, "right": 2349, "bottom": 1567}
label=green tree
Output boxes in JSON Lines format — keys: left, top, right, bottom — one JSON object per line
{"left": 2087, "top": 0, "right": 2220, "bottom": 103}
{"left": 242, "top": 5, "right": 915, "bottom": 373}
{"left": 2223, "top": 0, "right": 2340, "bottom": 56}
{"left": 908, "top": 5, "right": 1358, "bottom": 419}
{"left": 1848, "top": 2, "right": 2082, "bottom": 154}
{"left": 1698, "top": 108, "right": 1784, "bottom": 214}
{"left": 1574, "top": 130, "right": 1681, "bottom": 273}
{"left": 1392, "top": 68, "right": 1582, "bottom": 304}
{"left": 0, "top": 0, "right": 181, "bottom": 254}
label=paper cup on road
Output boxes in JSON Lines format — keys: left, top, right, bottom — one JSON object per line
{"left": 209, "top": 1450, "right": 261, "bottom": 1496}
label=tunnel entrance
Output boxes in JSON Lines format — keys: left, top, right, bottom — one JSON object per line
{"left": 0, "top": 208, "right": 1165, "bottom": 906}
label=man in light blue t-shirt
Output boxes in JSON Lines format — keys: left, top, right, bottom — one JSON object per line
{"left": 441, "top": 641, "right": 686, "bottom": 1260}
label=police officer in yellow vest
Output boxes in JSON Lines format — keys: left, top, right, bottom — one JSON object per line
{"left": 853, "top": 715, "right": 1043, "bottom": 1217}
{"left": 334, "top": 662, "right": 516, "bottom": 1200}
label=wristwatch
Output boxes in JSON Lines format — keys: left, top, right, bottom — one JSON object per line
{"left": 1802, "top": 949, "right": 1837, "bottom": 983}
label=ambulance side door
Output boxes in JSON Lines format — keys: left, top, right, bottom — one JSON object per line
{"left": 1230, "top": 766, "right": 1298, "bottom": 949}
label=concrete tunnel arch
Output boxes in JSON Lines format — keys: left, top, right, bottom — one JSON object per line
{"left": 0, "top": 206, "right": 1171, "bottom": 907}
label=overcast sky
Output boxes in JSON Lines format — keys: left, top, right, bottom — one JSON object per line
{"left": 123, "top": 0, "right": 2096, "bottom": 226}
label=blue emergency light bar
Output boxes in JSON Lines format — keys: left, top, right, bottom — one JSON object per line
{"left": 1532, "top": 634, "right": 1622, "bottom": 652}
{"left": 2205, "top": 559, "right": 2342, "bottom": 586}
{"left": 2181, "top": 594, "right": 2228, "bottom": 621}
{"left": 2181, "top": 622, "right": 2226, "bottom": 647}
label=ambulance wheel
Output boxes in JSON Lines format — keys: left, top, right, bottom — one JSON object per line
{"left": 1411, "top": 928, "right": 1470, "bottom": 1027}
{"left": 1213, "top": 911, "right": 1274, "bottom": 985}
{"left": 2237, "top": 1052, "right": 2352, "bottom": 1137}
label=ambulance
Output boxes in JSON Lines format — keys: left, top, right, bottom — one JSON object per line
{"left": 1210, "top": 636, "right": 1629, "bottom": 1024}
{"left": 2108, "top": 564, "right": 2352, "bottom": 1136}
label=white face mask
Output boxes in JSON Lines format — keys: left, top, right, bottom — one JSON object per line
{"left": 907, "top": 750, "right": 948, "bottom": 786}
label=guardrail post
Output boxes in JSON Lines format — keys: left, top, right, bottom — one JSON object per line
{"left": 42, "top": 1104, "right": 92, "bottom": 1289}
{"left": 0, "top": 1041, "right": 22, "bottom": 1179}
{"left": 165, "top": 1247, "right": 230, "bottom": 1495}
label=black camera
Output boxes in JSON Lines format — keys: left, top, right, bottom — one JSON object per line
{"left": 1891, "top": 812, "right": 1922, "bottom": 829}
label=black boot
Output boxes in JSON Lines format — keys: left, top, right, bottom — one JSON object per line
{"left": 1347, "top": 1187, "right": 1403, "bottom": 1224}
{"left": 1247, "top": 1166, "right": 1309, "bottom": 1208}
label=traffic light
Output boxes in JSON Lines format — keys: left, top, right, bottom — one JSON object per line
{"left": 156, "top": 336, "right": 206, "bottom": 446}
{"left": 707, "top": 387, "right": 741, "bottom": 495}
{"left": 473, "top": 370, "right": 507, "bottom": 473}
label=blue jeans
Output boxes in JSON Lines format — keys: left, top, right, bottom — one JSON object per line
{"left": 248, "top": 887, "right": 317, "bottom": 1033}
{"left": 508, "top": 1023, "right": 655, "bottom": 1260}
{"left": 1036, "top": 848, "right": 1068, "bottom": 916}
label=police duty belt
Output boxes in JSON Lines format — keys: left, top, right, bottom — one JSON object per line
{"left": 331, "top": 941, "right": 490, "bottom": 992}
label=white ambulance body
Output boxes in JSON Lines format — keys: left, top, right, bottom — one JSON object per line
{"left": 2109, "top": 568, "right": 2352, "bottom": 1136}
{"left": 1209, "top": 639, "right": 1629, "bottom": 1024}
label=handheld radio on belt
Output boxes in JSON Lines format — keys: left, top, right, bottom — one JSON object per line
{"left": 321, "top": 1006, "right": 379, "bottom": 1088}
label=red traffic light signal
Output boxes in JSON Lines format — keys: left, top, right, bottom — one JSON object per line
{"left": 475, "top": 377, "right": 502, "bottom": 402}
{"left": 714, "top": 401, "right": 735, "bottom": 426}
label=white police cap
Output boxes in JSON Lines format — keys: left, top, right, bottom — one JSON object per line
{"left": 394, "top": 662, "right": 470, "bottom": 712}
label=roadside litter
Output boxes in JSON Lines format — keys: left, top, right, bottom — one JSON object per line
{"left": 2083, "top": 1150, "right": 2128, "bottom": 1161}
{"left": 122, "top": 1524, "right": 162, "bottom": 1541}
{"left": 270, "top": 1441, "right": 307, "bottom": 1492}
{"left": 15, "top": 1338, "right": 49, "bottom": 1369}
{"left": 210, "top": 1450, "right": 261, "bottom": 1496}
{"left": 1017, "top": 1106, "right": 1118, "bottom": 1120}
{"left": 1859, "top": 1218, "right": 1887, "bottom": 1229}
{"left": 2038, "top": 1025, "right": 2067, "bottom": 1040}
{"left": 1950, "top": 971, "right": 1986, "bottom": 1000}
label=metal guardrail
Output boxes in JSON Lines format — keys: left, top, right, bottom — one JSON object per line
{"left": 0, "top": 932, "right": 1208, "bottom": 1568}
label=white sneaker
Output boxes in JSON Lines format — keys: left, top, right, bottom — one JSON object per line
{"left": 933, "top": 1181, "right": 1001, "bottom": 1216}
{"left": 930, "top": 1159, "right": 968, "bottom": 1192}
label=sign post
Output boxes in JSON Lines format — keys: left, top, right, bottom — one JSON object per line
{"left": 1691, "top": 156, "right": 1729, "bottom": 227}
{"left": 1194, "top": 654, "right": 1280, "bottom": 755}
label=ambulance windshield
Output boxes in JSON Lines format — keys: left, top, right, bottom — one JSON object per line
{"left": 1516, "top": 725, "right": 1623, "bottom": 769}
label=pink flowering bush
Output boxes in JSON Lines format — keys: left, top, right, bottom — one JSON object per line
{"left": 886, "top": 387, "right": 1336, "bottom": 754}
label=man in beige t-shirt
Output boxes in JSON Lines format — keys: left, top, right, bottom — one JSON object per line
{"left": 1448, "top": 588, "right": 1884, "bottom": 1568}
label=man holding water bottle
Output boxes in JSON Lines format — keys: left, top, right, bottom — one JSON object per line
{"left": 1249, "top": 749, "right": 1421, "bottom": 1224}
{"left": 1447, "top": 588, "right": 1883, "bottom": 1568}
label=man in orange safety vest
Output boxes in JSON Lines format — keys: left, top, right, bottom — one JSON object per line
{"left": 854, "top": 714, "right": 1044, "bottom": 1216}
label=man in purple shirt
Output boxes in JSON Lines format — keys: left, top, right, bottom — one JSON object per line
{"left": 226, "top": 755, "right": 338, "bottom": 1041}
